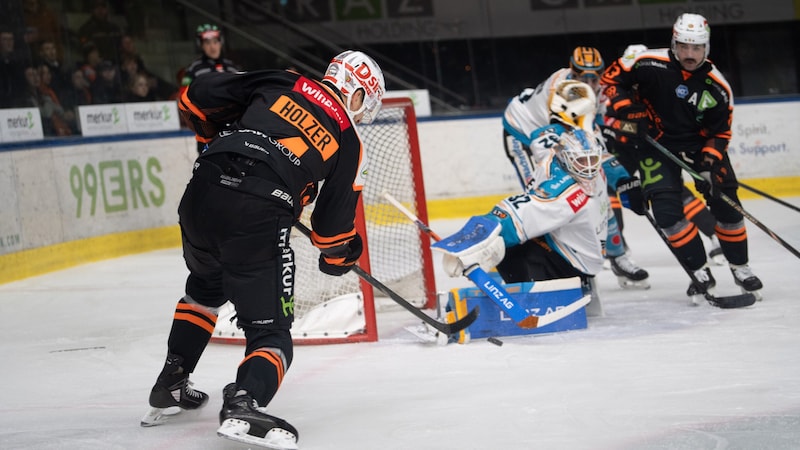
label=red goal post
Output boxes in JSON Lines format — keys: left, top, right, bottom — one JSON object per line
{"left": 212, "top": 97, "right": 437, "bottom": 345}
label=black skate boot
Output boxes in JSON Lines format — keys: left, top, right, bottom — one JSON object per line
{"left": 610, "top": 254, "right": 650, "bottom": 289}
{"left": 687, "top": 266, "right": 716, "bottom": 305}
{"left": 730, "top": 264, "right": 763, "bottom": 301}
{"left": 217, "top": 383, "right": 299, "bottom": 450}
{"left": 141, "top": 353, "right": 208, "bottom": 427}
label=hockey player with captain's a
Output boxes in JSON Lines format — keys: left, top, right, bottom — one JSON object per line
{"left": 602, "top": 43, "right": 725, "bottom": 267}
{"left": 502, "top": 47, "right": 650, "bottom": 290}
{"left": 434, "top": 97, "right": 614, "bottom": 319}
{"left": 601, "top": 13, "right": 763, "bottom": 303}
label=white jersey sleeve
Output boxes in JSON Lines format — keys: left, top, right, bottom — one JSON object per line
{"left": 502, "top": 69, "right": 571, "bottom": 148}
{"left": 492, "top": 155, "right": 608, "bottom": 275}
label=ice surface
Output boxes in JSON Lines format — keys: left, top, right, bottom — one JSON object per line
{"left": 1, "top": 198, "right": 799, "bottom": 449}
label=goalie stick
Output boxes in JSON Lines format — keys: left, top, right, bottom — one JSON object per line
{"left": 293, "top": 222, "right": 478, "bottom": 336}
{"left": 383, "top": 192, "right": 590, "bottom": 329}
{"left": 645, "top": 135, "right": 800, "bottom": 260}
{"left": 641, "top": 205, "right": 755, "bottom": 308}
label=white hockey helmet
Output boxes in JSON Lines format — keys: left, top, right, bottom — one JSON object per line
{"left": 323, "top": 50, "right": 386, "bottom": 124}
{"left": 556, "top": 128, "right": 603, "bottom": 194}
{"left": 672, "top": 13, "right": 710, "bottom": 59}
{"left": 549, "top": 80, "right": 597, "bottom": 133}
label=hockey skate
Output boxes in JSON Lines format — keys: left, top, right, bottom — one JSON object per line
{"left": 141, "top": 353, "right": 208, "bottom": 427}
{"left": 609, "top": 254, "right": 650, "bottom": 289}
{"left": 687, "top": 266, "right": 716, "bottom": 306}
{"left": 730, "top": 264, "right": 763, "bottom": 301}
{"left": 708, "top": 235, "right": 725, "bottom": 265}
{"left": 217, "top": 383, "right": 299, "bottom": 450}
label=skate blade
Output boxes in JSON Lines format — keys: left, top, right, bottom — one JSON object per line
{"left": 616, "top": 276, "right": 651, "bottom": 290}
{"left": 140, "top": 406, "right": 181, "bottom": 427}
{"left": 217, "top": 418, "right": 299, "bottom": 450}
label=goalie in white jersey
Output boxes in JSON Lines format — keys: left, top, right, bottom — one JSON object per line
{"left": 502, "top": 61, "right": 650, "bottom": 289}
{"left": 437, "top": 125, "right": 610, "bottom": 300}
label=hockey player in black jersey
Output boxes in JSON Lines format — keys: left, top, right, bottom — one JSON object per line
{"left": 141, "top": 50, "right": 385, "bottom": 449}
{"left": 602, "top": 13, "right": 763, "bottom": 302}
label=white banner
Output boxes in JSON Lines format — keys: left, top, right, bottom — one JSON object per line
{"left": 0, "top": 108, "right": 44, "bottom": 143}
{"left": 78, "top": 104, "right": 128, "bottom": 136}
{"left": 124, "top": 101, "right": 180, "bottom": 133}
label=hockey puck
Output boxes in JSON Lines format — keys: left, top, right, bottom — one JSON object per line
{"left": 487, "top": 337, "right": 503, "bottom": 346}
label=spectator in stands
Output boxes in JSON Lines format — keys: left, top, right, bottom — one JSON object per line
{"left": 37, "top": 39, "right": 68, "bottom": 98}
{"left": 78, "top": 0, "right": 124, "bottom": 64}
{"left": 36, "top": 61, "right": 75, "bottom": 133}
{"left": 22, "top": 0, "right": 65, "bottom": 60}
{"left": 123, "top": 72, "right": 157, "bottom": 102}
{"left": 91, "top": 59, "right": 123, "bottom": 104}
{"left": 20, "top": 63, "right": 70, "bottom": 136}
{"left": 61, "top": 67, "right": 92, "bottom": 133}
{"left": 118, "top": 38, "right": 174, "bottom": 101}
{"left": 1, "top": 28, "right": 29, "bottom": 108}
{"left": 78, "top": 42, "right": 102, "bottom": 84}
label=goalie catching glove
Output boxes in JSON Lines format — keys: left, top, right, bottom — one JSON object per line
{"left": 318, "top": 233, "right": 363, "bottom": 276}
{"left": 431, "top": 216, "right": 506, "bottom": 278}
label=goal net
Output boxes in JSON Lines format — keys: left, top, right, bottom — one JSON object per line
{"left": 212, "top": 98, "right": 437, "bottom": 345}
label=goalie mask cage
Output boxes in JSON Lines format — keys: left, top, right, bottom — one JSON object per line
{"left": 212, "top": 97, "right": 437, "bottom": 345}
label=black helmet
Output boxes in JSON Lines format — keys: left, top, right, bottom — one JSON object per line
{"left": 195, "top": 23, "right": 223, "bottom": 47}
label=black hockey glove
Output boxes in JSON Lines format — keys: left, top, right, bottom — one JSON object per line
{"left": 610, "top": 103, "right": 649, "bottom": 142}
{"left": 318, "top": 233, "right": 363, "bottom": 276}
{"left": 616, "top": 176, "right": 646, "bottom": 215}
{"left": 696, "top": 153, "right": 727, "bottom": 198}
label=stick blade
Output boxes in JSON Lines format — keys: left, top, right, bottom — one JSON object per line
{"left": 440, "top": 305, "right": 480, "bottom": 335}
{"left": 705, "top": 292, "right": 757, "bottom": 309}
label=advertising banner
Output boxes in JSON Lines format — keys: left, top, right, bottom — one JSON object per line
{"left": 0, "top": 108, "right": 44, "bottom": 143}
{"left": 124, "top": 101, "right": 180, "bottom": 133}
{"left": 78, "top": 104, "right": 128, "bottom": 137}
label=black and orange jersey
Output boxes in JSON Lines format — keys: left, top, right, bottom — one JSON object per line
{"left": 179, "top": 69, "right": 366, "bottom": 248}
{"left": 601, "top": 48, "right": 733, "bottom": 159}
{"left": 179, "top": 54, "right": 240, "bottom": 93}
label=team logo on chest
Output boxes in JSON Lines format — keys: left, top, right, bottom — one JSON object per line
{"left": 675, "top": 84, "right": 689, "bottom": 99}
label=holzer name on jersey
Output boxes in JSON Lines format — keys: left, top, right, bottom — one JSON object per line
{"left": 270, "top": 95, "right": 339, "bottom": 159}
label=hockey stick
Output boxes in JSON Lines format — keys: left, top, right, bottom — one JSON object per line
{"left": 293, "top": 222, "right": 478, "bottom": 336}
{"left": 640, "top": 206, "right": 755, "bottom": 308}
{"left": 645, "top": 135, "right": 800, "bottom": 259}
{"left": 383, "top": 192, "right": 590, "bottom": 329}
{"left": 739, "top": 182, "right": 800, "bottom": 214}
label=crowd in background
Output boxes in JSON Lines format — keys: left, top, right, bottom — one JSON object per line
{"left": 0, "top": 0, "right": 176, "bottom": 137}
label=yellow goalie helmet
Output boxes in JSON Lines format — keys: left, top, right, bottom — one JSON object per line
{"left": 549, "top": 80, "right": 597, "bottom": 133}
